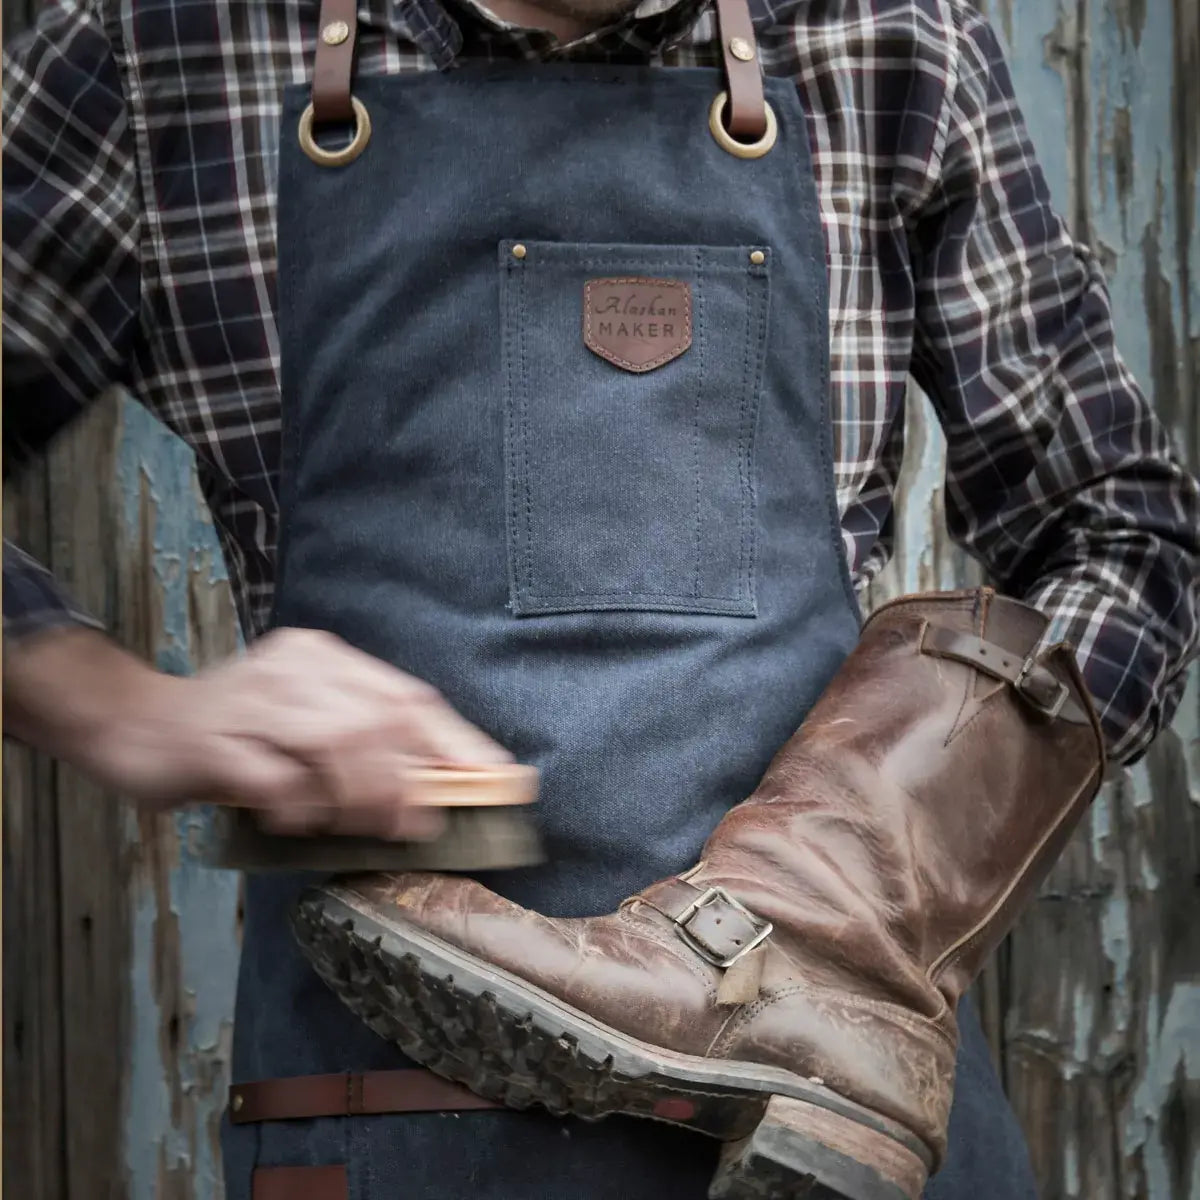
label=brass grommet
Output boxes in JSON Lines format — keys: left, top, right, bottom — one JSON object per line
{"left": 321, "top": 19, "right": 350, "bottom": 45}
{"left": 749, "top": 249, "right": 766, "bottom": 265}
{"left": 231, "top": 1093, "right": 244, "bottom": 1113}
{"left": 512, "top": 244, "right": 527, "bottom": 260}
{"left": 708, "top": 92, "right": 777, "bottom": 160}
{"left": 298, "top": 96, "right": 371, "bottom": 168}
{"left": 728, "top": 36, "right": 755, "bottom": 62}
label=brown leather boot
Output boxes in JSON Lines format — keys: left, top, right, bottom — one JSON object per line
{"left": 293, "top": 589, "right": 1105, "bottom": 1200}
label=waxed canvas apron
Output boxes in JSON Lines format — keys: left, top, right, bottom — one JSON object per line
{"left": 218, "top": 4, "right": 1033, "bottom": 1196}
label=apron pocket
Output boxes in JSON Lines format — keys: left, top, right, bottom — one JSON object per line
{"left": 500, "top": 241, "right": 770, "bottom": 617}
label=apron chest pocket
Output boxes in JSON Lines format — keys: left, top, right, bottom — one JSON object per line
{"left": 500, "top": 241, "right": 770, "bottom": 617}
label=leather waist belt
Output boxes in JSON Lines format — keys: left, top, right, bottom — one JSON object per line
{"left": 229, "top": 1069, "right": 502, "bottom": 1123}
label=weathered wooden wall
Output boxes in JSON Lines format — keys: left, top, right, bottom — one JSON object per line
{"left": 3, "top": 400, "right": 243, "bottom": 1200}
{"left": 2, "top": 0, "right": 1196, "bottom": 1197}
{"left": 866, "top": 4, "right": 1200, "bottom": 1198}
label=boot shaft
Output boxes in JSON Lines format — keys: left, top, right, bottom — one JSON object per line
{"left": 707, "top": 588, "right": 1105, "bottom": 1004}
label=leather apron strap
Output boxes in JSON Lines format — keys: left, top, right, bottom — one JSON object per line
{"left": 312, "top": 0, "right": 358, "bottom": 125}
{"left": 230, "top": 1069, "right": 502, "bottom": 1123}
{"left": 306, "top": 0, "right": 769, "bottom": 146}
{"left": 714, "top": 0, "right": 767, "bottom": 141}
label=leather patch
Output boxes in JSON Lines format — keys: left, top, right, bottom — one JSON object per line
{"left": 583, "top": 277, "right": 691, "bottom": 373}
{"left": 253, "top": 1165, "right": 348, "bottom": 1200}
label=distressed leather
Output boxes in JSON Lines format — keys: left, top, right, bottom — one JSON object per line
{"left": 342, "top": 589, "right": 1105, "bottom": 1165}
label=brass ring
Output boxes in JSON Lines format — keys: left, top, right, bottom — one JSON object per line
{"left": 708, "top": 92, "right": 777, "bottom": 159}
{"left": 298, "top": 96, "right": 371, "bottom": 168}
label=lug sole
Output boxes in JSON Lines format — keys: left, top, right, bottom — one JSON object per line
{"left": 292, "top": 887, "right": 930, "bottom": 1200}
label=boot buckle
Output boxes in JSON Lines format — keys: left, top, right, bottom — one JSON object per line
{"left": 1014, "top": 653, "right": 1069, "bottom": 719}
{"left": 674, "top": 886, "right": 773, "bottom": 968}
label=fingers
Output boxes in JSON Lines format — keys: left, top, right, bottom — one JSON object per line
{"left": 311, "top": 747, "right": 447, "bottom": 841}
{"left": 242, "top": 628, "right": 513, "bottom": 768}
{"left": 188, "top": 628, "right": 515, "bottom": 842}
{"left": 209, "top": 738, "right": 448, "bottom": 842}
{"left": 206, "top": 738, "right": 333, "bottom": 834}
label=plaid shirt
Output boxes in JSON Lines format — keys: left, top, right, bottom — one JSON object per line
{"left": 3, "top": 0, "right": 1198, "bottom": 763}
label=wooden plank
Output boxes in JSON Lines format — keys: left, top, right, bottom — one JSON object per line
{"left": 46, "top": 401, "right": 131, "bottom": 1200}
{"left": 3, "top": 460, "right": 67, "bottom": 1200}
{"left": 111, "top": 402, "right": 241, "bottom": 1200}
{"left": 2, "top": 9, "right": 69, "bottom": 1197}
{"left": 1006, "top": 0, "right": 1199, "bottom": 1193}
{"left": 4, "top": 389, "right": 242, "bottom": 1200}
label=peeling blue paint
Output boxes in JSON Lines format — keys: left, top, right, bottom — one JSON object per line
{"left": 116, "top": 400, "right": 241, "bottom": 1200}
{"left": 1125, "top": 983, "right": 1200, "bottom": 1200}
{"left": 1071, "top": 983, "right": 1095, "bottom": 1071}
{"left": 1099, "top": 884, "right": 1133, "bottom": 1032}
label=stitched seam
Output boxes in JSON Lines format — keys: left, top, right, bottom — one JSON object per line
{"left": 706, "top": 1001, "right": 752, "bottom": 1056}
{"left": 502, "top": 256, "right": 522, "bottom": 612}
{"left": 520, "top": 264, "right": 535, "bottom": 600}
{"left": 742, "top": 263, "right": 768, "bottom": 608}
{"left": 871, "top": 590, "right": 987, "bottom": 620}
{"left": 736, "top": 265, "right": 752, "bottom": 601}
{"left": 534, "top": 254, "right": 749, "bottom": 271}
{"left": 946, "top": 678, "right": 1007, "bottom": 745}
{"left": 518, "top": 590, "right": 751, "bottom": 604}
{"left": 587, "top": 349, "right": 689, "bottom": 371}
{"left": 933, "top": 617, "right": 981, "bottom": 749}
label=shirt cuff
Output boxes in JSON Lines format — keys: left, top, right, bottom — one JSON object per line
{"left": 3, "top": 540, "right": 104, "bottom": 642}
{"left": 1022, "top": 576, "right": 1186, "bottom": 766}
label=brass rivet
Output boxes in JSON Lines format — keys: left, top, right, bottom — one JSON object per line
{"left": 729, "top": 36, "right": 755, "bottom": 62}
{"left": 512, "top": 244, "right": 527, "bottom": 260}
{"left": 321, "top": 20, "right": 350, "bottom": 45}
{"left": 749, "top": 250, "right": 766, "bottom": 265}
{"left": 231, "top": 1094, "right": 244, "bottom": 1112}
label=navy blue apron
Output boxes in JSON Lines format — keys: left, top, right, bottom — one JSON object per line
{"left": 219, "top": 28, "right": 1037, "bottom": 1200}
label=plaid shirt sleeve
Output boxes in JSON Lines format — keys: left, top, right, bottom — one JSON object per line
{"left": 3, "top": 0, "right": 142, "bottom": 642}
{"left": 910, "top": 8, "right": 1200, "bottom": 764}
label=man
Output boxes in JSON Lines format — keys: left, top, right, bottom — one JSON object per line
{"left": 3, "top": 0, "right": 1197, "bottom": 1194}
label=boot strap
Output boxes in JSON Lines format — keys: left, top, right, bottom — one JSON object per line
{"left": 919, "top": 624, "right": 1090, "bottom": 725}
{"left": 644, "top": 879, "right": 773, "bottom": 968}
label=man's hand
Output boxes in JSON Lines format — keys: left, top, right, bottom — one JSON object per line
{"left": 3, "top": 626, "right": 513, "bottom": 840}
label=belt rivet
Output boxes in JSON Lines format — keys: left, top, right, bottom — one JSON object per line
{"left": 729, "top": 36, "right": 755, "bottom": 62}
{"left": 749, "top": 250, "right": 765, "bottom": 265}
{"left": 322, "top": 20, "right": 350, "bottom": 45}
{"left": 231, "top": 1093, "right": 244, "bottom": 1112}
{"left": 512, "top": 244, "right": 528, "bottom": 260}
